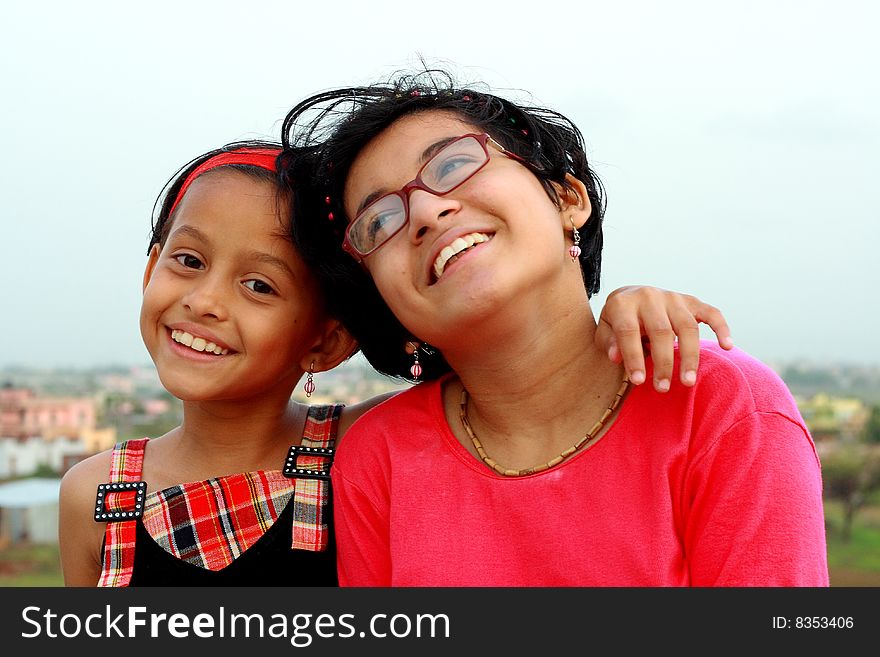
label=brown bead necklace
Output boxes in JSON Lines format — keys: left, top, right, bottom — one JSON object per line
{"left": 459, "top": 376, "right": 631, "bottom": 477}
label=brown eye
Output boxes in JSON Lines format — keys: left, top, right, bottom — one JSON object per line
{"left": 175, "top": 254, "right": 204, "bottom": 269}
{"left": 243, "top": 279, "right": 275, "bottom": 295}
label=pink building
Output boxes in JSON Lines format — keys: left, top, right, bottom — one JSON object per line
{"left": 0, "top": 386, "right": 97, "bottom": 440}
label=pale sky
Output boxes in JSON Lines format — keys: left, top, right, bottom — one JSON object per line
{"left": 1, "top": 0, "right": 877, "bottom": 369}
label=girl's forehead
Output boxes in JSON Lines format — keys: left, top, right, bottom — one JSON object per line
{"left": 344, "top": 110, "right": 481, "bottom": 195}
{"left": 367, "top": 110, "right": 479, "bottom": 152}
{"left": 171, "top": 172, "right": 289, "bottom": 235}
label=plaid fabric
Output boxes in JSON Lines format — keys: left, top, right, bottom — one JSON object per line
{"left": 292, "top": 404, "right": 341, "bottom": 551}
{"left": 97, "top": 438, "right": 149, "bottom": 587}
{"left": 97, "top": 405, "right": 342, "bottom": 584}
{"left": 143, "top": 470, "right": 294, "bottom": 570}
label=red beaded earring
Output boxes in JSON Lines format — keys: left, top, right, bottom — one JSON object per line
{"left": 408, "top": 342, "right": 422, "bottom": 381}
{"left": 304, "top": 361, "right": 316, "bottom": 398}
{"left": 568, "top": 218, "right": 582, "bottom": 261}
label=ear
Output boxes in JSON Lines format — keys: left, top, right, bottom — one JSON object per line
{"left": 142, "top": 244, "right": 161, "bottom": 293}
{"left": 299, "top": 319, "right": 358, "bottom": 374}
{"left": 555, "top": 174, "right": 592, "bottom": 230}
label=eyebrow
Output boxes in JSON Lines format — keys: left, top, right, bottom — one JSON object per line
{"left": 354, "top": 135, "right": 463, "bottom": 216}
{"left": 168, "top": 224, "right": 296, "bottom": 279}
{"left": 168, "top": 224, "right": 209, "bottom": 244}
{"left": 247, "top": 250, "right": 296, "bottom": 279}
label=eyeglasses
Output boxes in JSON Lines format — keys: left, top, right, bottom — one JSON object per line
{"left": 341, "top": 133, "right": 526, "bottom": 260}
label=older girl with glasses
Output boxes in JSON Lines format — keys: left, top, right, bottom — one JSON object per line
{"left": 280, "top": 72, "right": 829, "bottom": 586}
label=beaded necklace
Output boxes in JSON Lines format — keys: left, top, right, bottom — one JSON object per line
{"left": 459, "top": 376, "right": 630, "bottom": 477}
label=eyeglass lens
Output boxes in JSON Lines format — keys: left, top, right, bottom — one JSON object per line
{"left": 348, "top": 135, "right": 489, "bottom": 255}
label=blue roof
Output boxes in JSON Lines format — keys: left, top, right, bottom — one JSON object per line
{"left": 0, "top": 477, "right": 61, "bottom": 507}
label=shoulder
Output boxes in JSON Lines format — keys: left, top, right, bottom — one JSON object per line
{"left": 60, "top": 447, "right": 115, "bottom": 506}
{"left": 337, "top": 390, "right": 402, "bottom": 439}
{"left": 334, "top": 379, "right": 444, "bottom": 468}
{"left": 692, "top": 341, "right": 800, "bottom": 420}
{"left": 58, "top": 445, "right": 120, "bottom": 586}
{"left": 347, "top": 379, "right": 439, "bottom": 432}
{"left": 60, "top": 438, "right": 150, "bottom": 508}
{"left": 680, "top": 343, "right": 817, "bottom": 467}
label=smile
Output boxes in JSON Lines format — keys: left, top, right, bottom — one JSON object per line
{"left": 170, "top": 329, "right": 229, "bottom": 355}
{"left": 432, "top": 232, "right": 492, "bottom": 281}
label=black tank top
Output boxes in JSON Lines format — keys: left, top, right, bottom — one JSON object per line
{"left": 98, "top": 404, "right": 341, "bottom": 587}
{"left": 127, "top": 492, "right": 337, "bottom": 586}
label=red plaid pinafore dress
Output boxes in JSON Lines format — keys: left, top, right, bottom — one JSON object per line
{"left": 96, "top": 404, "right": 341, "bottom": 586}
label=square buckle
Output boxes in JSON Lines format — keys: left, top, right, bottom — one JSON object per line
{"left": 93, "top": 481, "right": 148, "bottom": 522}
{"left": 283, "top": 445, "right": 334, "bottom": 481}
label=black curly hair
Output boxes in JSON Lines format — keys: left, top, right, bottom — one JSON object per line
{"left": 280, "top": 69, "right": 606, "bottom": 382}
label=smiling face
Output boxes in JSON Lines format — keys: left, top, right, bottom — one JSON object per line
{"left": 140, "top": 170, "right": 332, "bottom": 403}
{"left": 343, "top": 110, "right": 590, "bottom": 349}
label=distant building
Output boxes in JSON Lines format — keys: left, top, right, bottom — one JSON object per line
{"left": 0, "top": 435, "right": 92, "bottom": 478}
{"left": 0, "top": 384, "right": 97, "bottom": 440}
{"left": 0, "top": 384, "right": 116, "bottom": 475}
{"left": 0, "top": 477, "right": 61, "bottom": 545}
{"left": 797, "top": 393, "right": 869, "bottom": 442}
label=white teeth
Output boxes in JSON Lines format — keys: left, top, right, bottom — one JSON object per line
{"left": 178, "top": 331, "right": 194, "bottom": 346}
{"left": 433, "top": 233, "right": 490, "bottom": 280}
{"left": 170, "top": 329, "right": 228, "bottom": 355}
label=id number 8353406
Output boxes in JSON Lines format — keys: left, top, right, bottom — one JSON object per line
{"left": 772, "top": 616, "right": 854, "bottom": 629}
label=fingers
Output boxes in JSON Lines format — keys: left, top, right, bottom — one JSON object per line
{"left": 668, "top": 302, "right": 701, "bottom": 387}
{"left": 596, "top": 292, "right": 647, "bottom": 386}
{"left": 598, "top": 287, "right": 735, "bottom": 392}
{"left": 605, "top": 319, "right": 648, "bottom": 386}
{"left": 594, "top": 322, "right": 623, "bottom": 364}
{"left": 637, "top": 294, "right": 676, "bottom": 392}
{"left": 693, "top": 302, "right": 734, "bottom": 350}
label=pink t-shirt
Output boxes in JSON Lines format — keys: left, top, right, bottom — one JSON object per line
{"left": 333, "top": 343, "right": 829, "bottom": 586}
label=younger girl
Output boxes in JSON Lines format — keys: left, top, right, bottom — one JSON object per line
{"left": 59, "top": 142, "right": 367, "bottom": 585}
{"left": 58, "top": 139, "right": 734, "bottom": 586}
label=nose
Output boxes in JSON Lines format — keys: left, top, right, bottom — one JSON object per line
{"left": 406, "top": 189, "right": 461, "bottom": 242}
{"left": 181, "top": 274, "right": 228, "bottom": 320}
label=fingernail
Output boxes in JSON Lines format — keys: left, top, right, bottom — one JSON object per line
{"left": 683, "top": 370, "right": 696, "bottom": 385}
{"left": 629, "top": 370, "right": 645, "bottom": 385}
{"left": 656, "top": 378, "right": 670, "bottom": 392}
{"left": 722, "top": 336, "right": 734, "bottom": 349}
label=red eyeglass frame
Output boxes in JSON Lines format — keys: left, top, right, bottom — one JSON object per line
{"left": 341, "top": 132, "right": 528, "bottom": 261}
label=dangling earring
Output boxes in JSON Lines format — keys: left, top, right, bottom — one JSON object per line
{"left": 304, "top": 361, "right": 316, "bottom": 398}
{"left": 568, "top": 218, "right": 582, "bottom": 261}
{"left": 408, "top": 342, "right": 423, "bottom": 381}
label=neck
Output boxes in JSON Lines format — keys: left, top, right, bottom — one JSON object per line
{"left": 152, "top": 392, "right": 307, "bottom": 482}
{"left": 439, "top": 291, "right": 626, "bottom": 470}
{"left": 447, "top": 289, "right": 611, "bottom": 399}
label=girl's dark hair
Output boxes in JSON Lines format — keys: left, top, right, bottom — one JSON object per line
{"left": 280, "top": 69, "right": 606, "bottom": 382}
{"left": 149, "top": 139, "right": 283, "bottom": 253}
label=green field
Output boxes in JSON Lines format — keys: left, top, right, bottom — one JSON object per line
{"left": 2, "top": 502, "right": 878, "bottom": 587}
{"left": 0, "top": 543, "right": 63, "bottom": 587}
{"left": 823, "top": 501, "right": 880, "bottom": 586}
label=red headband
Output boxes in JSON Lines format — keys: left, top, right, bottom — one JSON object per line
{"left": 169, "top": 147, "right": 281, "bottom": 215}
